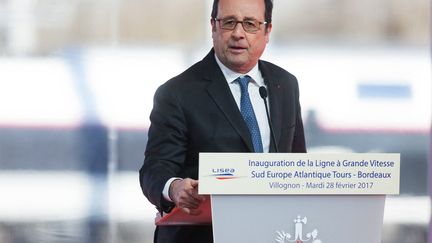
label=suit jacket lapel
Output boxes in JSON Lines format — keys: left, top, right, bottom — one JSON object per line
{"left": 259, "top": 61, "right": 282, "bottom": 152}
{"left": 201, "top": 50, "right": 254, "bottom": 152}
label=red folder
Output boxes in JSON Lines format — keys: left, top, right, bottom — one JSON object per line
{"left": 155, "top": 197, "right": 212, "bottom": 225}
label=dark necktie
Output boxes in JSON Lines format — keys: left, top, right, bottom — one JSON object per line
{"left": 237, "top": 75, "right": 263, "bottom": 153}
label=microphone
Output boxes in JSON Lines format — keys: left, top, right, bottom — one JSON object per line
{"left": 259, "top": 86, "right": 278, "bottom": 152}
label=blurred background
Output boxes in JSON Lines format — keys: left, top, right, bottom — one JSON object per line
{"left": 0, "top": 0, "right": 430, "bottom": 242}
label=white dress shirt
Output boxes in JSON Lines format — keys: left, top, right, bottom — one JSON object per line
{"left": 214, "top": 55, "right": 270, "bottom": 152}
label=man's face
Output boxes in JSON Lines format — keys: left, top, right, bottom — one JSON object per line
{"left": 211, "top": 0, "right": 272, "bottom": 74}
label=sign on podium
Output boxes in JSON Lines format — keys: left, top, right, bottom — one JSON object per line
{"left": 159, "top": 153, "right": 400, "bottom": 243}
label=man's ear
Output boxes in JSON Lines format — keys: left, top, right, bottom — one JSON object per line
{"left": 211, "top": 18, "right": 216, "bottom": 33}
{"left": 211, "top": 19, "right": 217, "bottom": 39}
{"left": 265, "top": 23, "right": 272, "bottom": 43}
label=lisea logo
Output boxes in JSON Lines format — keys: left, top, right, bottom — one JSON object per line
{"left": 211, "top": 168, "right": 238, "bottom": 180}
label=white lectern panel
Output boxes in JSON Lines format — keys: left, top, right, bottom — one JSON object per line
{"left": 211, "top": 195, "right": 385, "bottom": 243}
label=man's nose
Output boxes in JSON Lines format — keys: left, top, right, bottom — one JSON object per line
{"left": 231, "top": 22, "right": 246, "bottom": 38}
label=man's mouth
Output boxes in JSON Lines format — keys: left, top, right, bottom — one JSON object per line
{"left": 228, "top": 45, "right": 247, "bottom": 53}
{"left": 229, "top": 45, "right": 246, "bottom": 50}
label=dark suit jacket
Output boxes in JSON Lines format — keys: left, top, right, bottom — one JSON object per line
{"left": 140, "top": 49, "right": 306, "bottom": 243}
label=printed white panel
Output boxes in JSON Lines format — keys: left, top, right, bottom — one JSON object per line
{"left": 199, "top": 153, "right": 400, "bottom": 195}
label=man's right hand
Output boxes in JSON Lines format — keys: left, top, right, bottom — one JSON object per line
{"left": 169, "top": 178, "right": 206, "bottom": 215}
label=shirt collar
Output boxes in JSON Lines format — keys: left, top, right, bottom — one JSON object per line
{"left": 214, "top": 54, "right": 264, "bottom": 87}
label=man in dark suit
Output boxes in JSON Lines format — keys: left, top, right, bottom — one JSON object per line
{"left": 140, "top": 0, "right": 306, "bottom": 242}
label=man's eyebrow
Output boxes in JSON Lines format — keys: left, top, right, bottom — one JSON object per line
{"left": 218, "top": 15, "right": 260, "bottom": 21}
{"left": 243, "top": 17, "right": 260, "bottom": 21}
{"left": 217, "top": 15, "right": 236, "bottom": 19}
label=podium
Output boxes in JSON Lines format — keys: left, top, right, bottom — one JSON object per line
{"left": 211, "top": 195, "right": 385, "bottom": 243}
{"left": 157, "top": 153, "right": 400, "bottom": 243}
